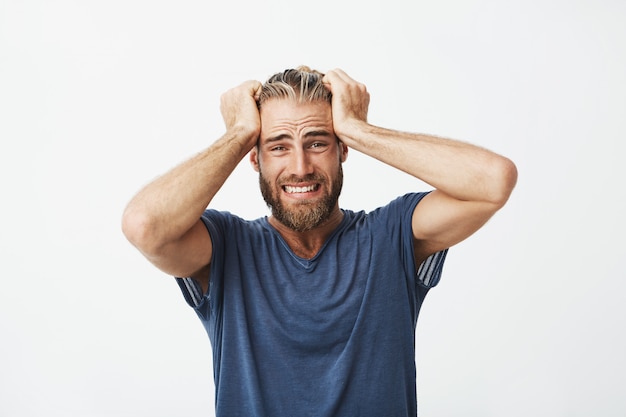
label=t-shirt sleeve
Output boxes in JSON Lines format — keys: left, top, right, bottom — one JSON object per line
{"left": 175, "top": 210, "right": 225, "bottom": 313}
{"left": 417, "top": 247, "right": 447, "bottom": 288}
{"left": 399, "top": 192, "right": 448, "bottom": 289}
{"left": 176, "top": 276, "right": 204, "bottom": 308}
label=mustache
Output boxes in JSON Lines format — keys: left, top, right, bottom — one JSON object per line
{"left": 278, "top": 174, "right": 325, "bottom": 185}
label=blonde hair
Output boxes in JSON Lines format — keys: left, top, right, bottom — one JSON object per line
{"left": 258, "top": 66, "right": 331, "bottom": 108}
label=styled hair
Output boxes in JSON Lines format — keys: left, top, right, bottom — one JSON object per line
{"left": 258, "top": 66, "right": 331, "bottom": 108}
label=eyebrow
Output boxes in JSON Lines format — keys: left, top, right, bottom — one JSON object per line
{"left": 264, "top": 130, "right": 332, "bottom": 143}
{"left": 304, "top": 130, "right": 332, "bottom": 138}
{"left": 264, "top": 134, "right": 291, "bottom": 144}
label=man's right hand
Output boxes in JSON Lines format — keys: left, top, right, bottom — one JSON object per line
{"left": 220, "top": 80, "right": 263, "bottom": 150}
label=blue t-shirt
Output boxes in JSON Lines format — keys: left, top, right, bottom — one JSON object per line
{"left": 177, "top": 192, "right": 447, "bottom": 417}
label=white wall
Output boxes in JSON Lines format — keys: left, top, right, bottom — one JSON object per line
{"left": 1, "top": 0, "right": 624, "bottom": 416}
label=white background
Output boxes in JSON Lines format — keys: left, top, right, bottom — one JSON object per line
{"left": 1, "top": 0, "right": 625, "bottom": 416}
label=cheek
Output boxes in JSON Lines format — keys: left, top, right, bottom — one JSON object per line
{"left": 258, "top": 162, "right": 279, "bottom": 186}
{"left": 257, "top": 155, "right": 285, "bottom": 180}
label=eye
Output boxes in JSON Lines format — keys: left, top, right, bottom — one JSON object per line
{"left": 309, "top": 142, "right": 327, "bottom": 150}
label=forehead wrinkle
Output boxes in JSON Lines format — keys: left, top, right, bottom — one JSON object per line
{"left": 259, "top": 99, "right": 333, "bottom": 143}
{"left": 261, "top": 117, "right": 332, "bottom": 142}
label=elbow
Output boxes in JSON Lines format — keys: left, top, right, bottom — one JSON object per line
{"left": 488, "top": 156, "right": 518, "bottom": 208}
{"left": 121, "top": 206, "right": 161, "bottom": 255}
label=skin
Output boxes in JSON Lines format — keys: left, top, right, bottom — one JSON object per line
{"left": 122, "top": 69, "right": 518, "bottom": 294}
{"left": 321, "top": 69, "right": 518, "bottom": 265}
{"left": 251, "top": 99, "right": 348, "bottom": 257}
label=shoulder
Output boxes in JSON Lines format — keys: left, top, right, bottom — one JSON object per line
{"left": 389, "top": 192, "right": 431, "bottom": 210}
{"left": 200, "top": 209, "right": 266, "bottom": 233}
{"left": 364, "top": 192, "right": 431, "bottom": 223}
{"left": 337, "top": 193, "right": 430, "bottom": 237}
{"left": 201, "top": 208, "right": 247, "bottom": 225}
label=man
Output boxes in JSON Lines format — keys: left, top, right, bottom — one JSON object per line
{"left": 122, "top": 66, "right": 517, "bottom": 416}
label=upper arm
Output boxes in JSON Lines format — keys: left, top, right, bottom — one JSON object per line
{"left": 143, "top": 218, "right": 213, "bottom": 292}
{"left": 411, "top": 190, "right": 502, "bottom": 264}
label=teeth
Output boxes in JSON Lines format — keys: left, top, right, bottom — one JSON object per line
{"left": 285, "top": 185, "right": 317, "bottom": 193}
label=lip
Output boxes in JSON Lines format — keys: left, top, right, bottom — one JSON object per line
{"left": 281, "top": 182, "right": 321, "bottom": 199}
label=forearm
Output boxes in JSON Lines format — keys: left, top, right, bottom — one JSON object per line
{"left": 122, "top": 128, "right": 254, "bottom": 252}
{"left": 340, "top": 121, "right": 517, "bottom": 205}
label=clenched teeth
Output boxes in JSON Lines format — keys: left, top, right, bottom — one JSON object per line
{"left": 284, "top": 184, "right": 318, "bottom": 194}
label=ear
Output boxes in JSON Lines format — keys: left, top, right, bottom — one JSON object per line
{"left": 339, "top": 141, "right": 348, "bottom": 163}
{"left": 250, "top": 147, "right": 260, "bottom": 172}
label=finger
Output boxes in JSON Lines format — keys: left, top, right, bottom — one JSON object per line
{"left": 249, "top": 81, "right": 263, "bottom": 101}
{"left": 322, "top": 70, "right": 351, "bottom": 95}
{"left": 241, "top": 80, "right": 262, "bottom": 96}
{"left": 329, "top": 68, "right": 353, "bottom": 84}
{"left": 322, "top": 71, "right": 338, "bottom": 92}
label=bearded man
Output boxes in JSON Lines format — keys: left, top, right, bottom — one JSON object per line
{"left": 122, "top": 66, "right": 517, "bottom": 417}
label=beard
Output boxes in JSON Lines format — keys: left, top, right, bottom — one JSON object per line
{"left": 259, "top": 165, "right": 343, "bottom": 232}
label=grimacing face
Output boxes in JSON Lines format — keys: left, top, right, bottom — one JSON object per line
{"left": 258, "top": 162, "right": 344, "bottom": 232}
{"left": 251, "top": 99, "right": 347, "bottom": 232}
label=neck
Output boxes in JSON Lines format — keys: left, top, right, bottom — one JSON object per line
{"left": 268, "top": 208, "right": 344, "bottom": 259}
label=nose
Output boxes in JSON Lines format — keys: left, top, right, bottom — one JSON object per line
{"left": 290, "top": 147, "right": 314, "bottom": 177}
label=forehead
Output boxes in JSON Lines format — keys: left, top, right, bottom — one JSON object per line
{"left": 259, "top": 99, "right": 332, "bottom": 137}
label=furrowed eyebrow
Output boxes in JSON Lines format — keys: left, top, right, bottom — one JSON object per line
{"left": 304, "top": 130, "right": 332, "bottom": 138}
{"left": 264, "top": 134, "right": 292, "bottom": 143}
{"left": 263, "top": 130, "right": 331, "bottom": 144}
